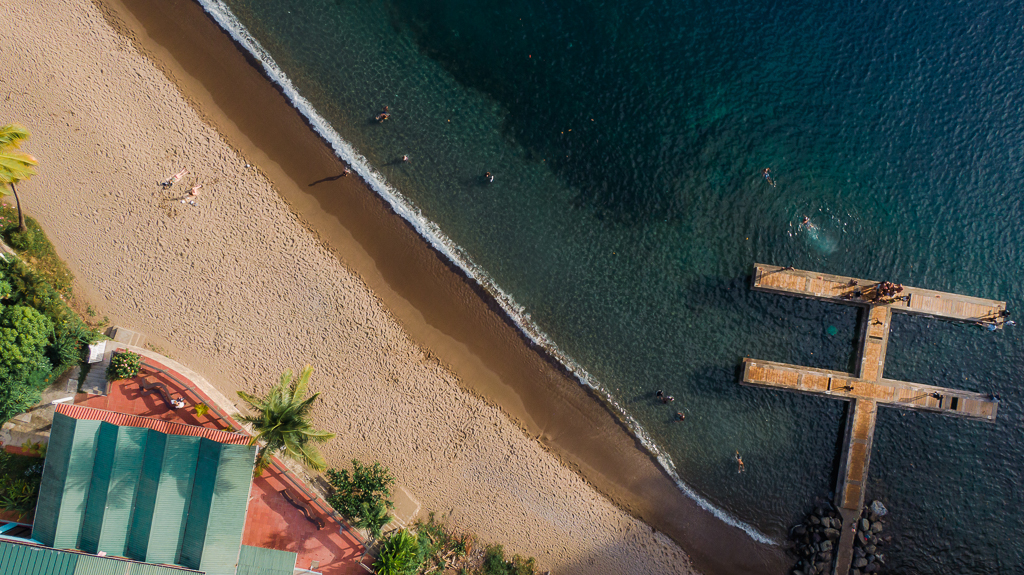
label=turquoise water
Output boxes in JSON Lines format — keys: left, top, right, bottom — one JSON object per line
{"left": 202, "top": 0, "right": 1024, "bottom": 571}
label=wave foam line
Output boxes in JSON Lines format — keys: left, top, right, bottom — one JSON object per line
{"left": 196, "top": 0, "right": 776, "bottom": 546}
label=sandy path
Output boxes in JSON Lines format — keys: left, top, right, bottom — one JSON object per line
{"left": 0, "top": 0, "right": 695, "bottom": 572}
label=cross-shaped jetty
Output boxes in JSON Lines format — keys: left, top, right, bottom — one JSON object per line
{"left": 740, "top": 264, "right": 1003, "bottom": 575}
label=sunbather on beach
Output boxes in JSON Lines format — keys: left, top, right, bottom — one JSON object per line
{"left": 161, "top": 168, "right": 188, "bottom": 188}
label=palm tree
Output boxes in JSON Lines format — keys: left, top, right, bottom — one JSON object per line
{"left": 0, "top": 123, "right": 38, "bottom": 233}
{"left": 237, "top": 364, "right": 336, "bottom": 476}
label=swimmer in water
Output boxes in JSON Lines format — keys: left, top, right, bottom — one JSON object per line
{"left": 763, "top": 168, "right": 776, "bottom": 188}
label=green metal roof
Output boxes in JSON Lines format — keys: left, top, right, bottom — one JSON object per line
{"left": 32, "top": 410, "right": 257, "bottom": 574}
{"left": 0, "top": 540, "right": 202, "bottom": 575}
{"left": 235, "top": 545, "right": 297, "bottom": 575}
{"left": 0, "top": 539, "right": 77, "bottom": 575}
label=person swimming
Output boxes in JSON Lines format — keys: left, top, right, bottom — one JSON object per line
{"left": 763, "top": 168, "right": 776, "bottom": 188}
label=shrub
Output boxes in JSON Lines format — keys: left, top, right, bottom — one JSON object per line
{"left": 373, "top": 529, "right": 420, "bottom": 575}
{"left": 0, "top": 304, "right": 53, "bottom": 383}
{"left": 482, "top": 545, "right": 538, "bottom": 575}
{"left": 0, "top": 450, "right": 43, "bottom": 521}
{"left": 107, "top": 351, "right": 141, "bottom": 381}
{"left": 326, "top": 460, "right": 394, "bottom": 537}
{"left": 0, "top": 206, "right": 74, "bottom": 297}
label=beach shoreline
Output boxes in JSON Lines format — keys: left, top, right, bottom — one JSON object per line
{"left": 2, "top": 0, "right": 786, "bottom": 572}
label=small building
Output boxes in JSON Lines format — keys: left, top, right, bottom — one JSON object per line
{"left": 0, "top": 403, "right": 297, "bottom": 575}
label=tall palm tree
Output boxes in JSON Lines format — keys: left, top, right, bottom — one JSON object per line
{"left": 0, "top": 123, "right": 38, "bottom": 233}
{"left": 237, "top": 364, "right": 336, "bottom": 476}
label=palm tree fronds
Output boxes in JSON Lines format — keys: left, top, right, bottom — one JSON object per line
{"left": 0, "top": 124, "right": 31, "bottom": 148}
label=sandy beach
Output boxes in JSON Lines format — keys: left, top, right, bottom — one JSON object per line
{"left": 0, "top": 0, "right": 788, "bottom": 573}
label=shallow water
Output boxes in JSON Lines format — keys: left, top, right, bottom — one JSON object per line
{"left": 209, "top": 0, "right": 1024, "bottom": 571}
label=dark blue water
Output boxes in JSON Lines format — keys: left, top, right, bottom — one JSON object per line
{"left": 205, "top": 0, "right": 1024, "bottom": 571}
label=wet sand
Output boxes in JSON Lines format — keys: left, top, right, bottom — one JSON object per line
{"left": 2, "top": 0, "right": 787, "bottom": 572}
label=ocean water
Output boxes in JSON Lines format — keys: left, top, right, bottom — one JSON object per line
{"left": 202, "top": 0, "right": 1024, "bottom": 571}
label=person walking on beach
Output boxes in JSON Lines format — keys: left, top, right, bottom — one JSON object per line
{"left": 735, "top": 450, "right": 745, "bottom": 473}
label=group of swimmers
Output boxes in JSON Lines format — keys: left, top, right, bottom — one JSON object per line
{"left": 655, "top": 390, "right": 684, "bottom": 421}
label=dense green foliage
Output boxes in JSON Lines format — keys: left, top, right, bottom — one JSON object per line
{"left": 410, "top": 513, "right": 467, "bottom": 573}
{"left": 107, "top": 350, "right": 141, "bottom": 381}
{"left": 326, "top": 459, "right": 395, "bottom": 539}
{"left": 0, "top": 255, "right": 98, "bottom": 424}
{"left": 0, "top": 204, "right": 75, "bottom": 297}
{"left": 0, "top": 450, "right": 43, "bottom": 521}
{"left": 373, "top": 529, "right": 421, "bottom": 575}
{"left": 237, "top": 364, "right": 336, "bottom": 476}
{"left": 481, "top": 545, "right": 536, "bottom": 575}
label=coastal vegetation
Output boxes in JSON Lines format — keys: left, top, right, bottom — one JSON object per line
{"left": 370, "top": 512, "right": 540, "bottom": 575}
{"left": 0, "top": 449, "right": 43, "bottom": 520}
{"left": 326, "top": 459, "right": 395, "bottom": 540}
{"left": 106, "top": 350, "right": 141, "bottom": 381}
{"left": 0, "top": 123, "right": 37, "bottom": 233}
{"left": 0, "top": 253, "right": 99, "bottom": 424}
{"left": 237, "top": 364, "right": 336, "bottom": 476}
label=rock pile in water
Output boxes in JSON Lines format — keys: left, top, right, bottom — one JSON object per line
{"left": 849, "top": 501, "right": 889, "bottom": 575}
{"left": 788, "top": 505, "right": 843, "bottom": 575}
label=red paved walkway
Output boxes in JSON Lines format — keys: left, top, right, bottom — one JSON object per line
{"left": 75, "top": 355, "right": 366, "bottom": 575}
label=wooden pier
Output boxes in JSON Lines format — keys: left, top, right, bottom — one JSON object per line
{"left": 741, "top": 264, "right": 1003, "bottom": 575}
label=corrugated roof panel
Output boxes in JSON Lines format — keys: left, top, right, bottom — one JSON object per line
{"left": 97, "top": 425, "right": 149, "bottom": 556}
{"left": 125, "top": 432, "right": 166, "bottom": 562}
{"left": 0, "top": 540, "right": 78, "bottom": 575}
{"left": 196, "top": 443, "right": 256, "bottom": 575}
{"left": 73, "top": 554, "right": 128, "bottom": 575}
{"left": 146, "top": 434, "right": 200, "bottom": 565}
{"left": 178, "top": 440, "right": 219, "bottom": 570}
{"left": 79, "top": 422, "right": 120, "bottom": 554}
{"left": 56, "top": 404, "right": 249, "bottom": 445}
{"left": 32, "top": 411, "right": 77, "bottom": 547}
{"left": 54, "top": 418, "right": 103, "bottom": 550}
{"left": 74, "top": 551, "right": 204, "bottom": 575}
{"left": 236, "top": 545, "right": 296, "bottom": 575}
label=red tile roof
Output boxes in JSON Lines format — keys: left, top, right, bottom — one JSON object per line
{"left": 56, "top": 403, "right": 251, "bottom": 445}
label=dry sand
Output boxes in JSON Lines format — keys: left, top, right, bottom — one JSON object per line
{"left": 0, "top": 0, "right": 788, "bottom": 573}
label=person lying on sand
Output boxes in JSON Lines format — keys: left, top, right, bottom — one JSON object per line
{"left": 161, "top": 168, "right": 188, "bottom": 188}
{"left": 188, "top": 184, "right": 202, "bottom": 197}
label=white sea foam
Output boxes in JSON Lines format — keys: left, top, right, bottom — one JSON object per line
{"left": 196, "top": 0, "right": 776, "bottom": 546}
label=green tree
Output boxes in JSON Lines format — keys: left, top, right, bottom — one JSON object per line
{"left": 326, "top": 459, "right": 395, "bottom": 539}
{"left": 0, "top": 303, "right": 52, "bottom": 423}
{"left": 0, "top": 123, "right": 38, "bottom": 233}
{"left": 237, "top": 364, "right": 335, "bottom": 476}
{"left": 0, "top": 304, "right": 52, "bottom": 384}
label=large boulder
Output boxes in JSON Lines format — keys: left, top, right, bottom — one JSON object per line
{"left": 870, "top": 521, "right": 883, "bottom": 534}
{"left": 853, "top": 557, "right": 869, "bottom": 569}
{"left": 865, "top": 545, "right": 877, "bottom": 554}
{"left": 869, "top": 500, "right": 888, "bottom": 516}
{"left": 824, "top": 528, "right": 840, "bottom": 540}
{"left": 859, "top": 518, "right": 870, "bottom": 531}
